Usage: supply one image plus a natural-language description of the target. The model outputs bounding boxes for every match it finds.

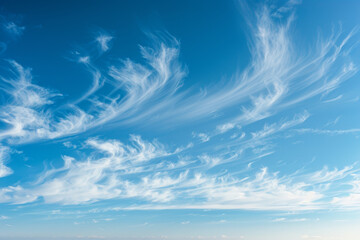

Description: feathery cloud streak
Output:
[0,135,359,211]
[0,1,359,214]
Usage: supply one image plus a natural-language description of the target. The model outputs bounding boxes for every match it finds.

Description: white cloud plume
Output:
[309,166,355,184]
[142,5,357,129]
[0,33,187,144]
[0,2,356,146]
[96,34,113,52]
[0,136,182,204]
[0,61,91,144]
[0,1,359,215]
[192,132,210,143]
[322,94,343,103]
[0,135,358,211]
[216,123,236,134]
[331,173,360,209]
[295,128,360,135]
[250,111,309,139]
[0,145,12,178]
[272,217,308,222]
[2,21,25,37]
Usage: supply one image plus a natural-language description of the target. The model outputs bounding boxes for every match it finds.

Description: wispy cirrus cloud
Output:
[272,217,308,222]
[250,111,309,139]
[331,172,360,209]
[0,134,359,211]
[0,14,25,38]
[192,132,210,143]
[96,33,113,53]
[322,94,343,103]
[216,123,237,134]
[0,135,184,204]
[0,32,186,144]
[0,60,91,144]
[309,165,356,184]
[0,1,359,216]
[295,128,360,135]
[0,2,356,146]
[0,15,24,53]
[3,21,25,37]
[150,4,358,130]
[0,145,12,178]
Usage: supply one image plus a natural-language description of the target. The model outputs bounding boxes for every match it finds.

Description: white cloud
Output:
[309,166,354,184]
[272,0,301,18]
[325,116,341,127]
[0,33,187,144]
[216,123,236,133]
[0,134,353,211]
[192,132,210,143]
[183,167,323,211]
[331,174,360,209]
[0,2,359,216]
[0,136,184,204]
[2,21,25,37]
[198,154,221,168]
[0,3,356,146]
[250,111,309,139]
[63,141,77,149]
[0,61,91,144]
[96,34,113,52]
[322,94,343,103]
[78,56,90,64]
[272,217,308,222]
[107,163,360,211]
[295,128,360,135]
[272,217,286,222]
[0,146,13,178]
[142,5,357,129]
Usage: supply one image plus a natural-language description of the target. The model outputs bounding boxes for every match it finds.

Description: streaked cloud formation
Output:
[0,1,360,239]
[0,0,358,210]
[96,33,113,52]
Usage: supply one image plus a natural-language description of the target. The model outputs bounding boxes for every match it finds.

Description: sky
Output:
[0,0,360,239]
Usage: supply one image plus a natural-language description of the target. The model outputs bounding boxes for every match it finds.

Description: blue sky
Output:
[1,0,360,239]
